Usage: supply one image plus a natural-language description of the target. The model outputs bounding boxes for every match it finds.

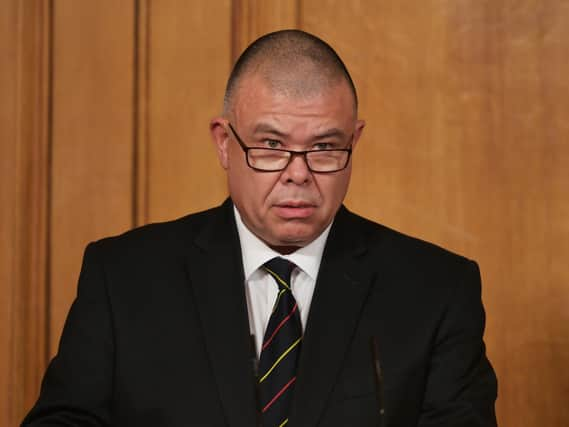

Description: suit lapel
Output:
[289,206,378,426]
[185,200,258,427]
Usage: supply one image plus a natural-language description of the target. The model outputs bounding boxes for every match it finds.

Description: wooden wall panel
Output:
[141,0,231,222]
[0,2,18,418]
[49,1,135,354]
[0,4,21,424]
[302,1,569,426]
[0,1,51,424]
[231,0,298,60]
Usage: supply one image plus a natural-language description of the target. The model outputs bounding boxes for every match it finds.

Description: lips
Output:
[273,201,317,219]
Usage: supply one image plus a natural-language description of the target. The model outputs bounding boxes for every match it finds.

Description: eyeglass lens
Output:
[248,148,349,172]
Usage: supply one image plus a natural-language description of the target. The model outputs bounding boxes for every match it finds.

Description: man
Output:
[23,30,497,426]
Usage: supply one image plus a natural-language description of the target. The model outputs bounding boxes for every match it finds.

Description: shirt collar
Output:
[234,206,332,281]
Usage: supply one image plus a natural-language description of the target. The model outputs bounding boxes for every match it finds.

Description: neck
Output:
[270,245,301,255]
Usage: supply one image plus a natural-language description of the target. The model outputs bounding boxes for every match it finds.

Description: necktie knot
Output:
[263,257,295,291]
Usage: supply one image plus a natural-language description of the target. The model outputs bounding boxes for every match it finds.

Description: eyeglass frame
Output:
[227,122,353,173]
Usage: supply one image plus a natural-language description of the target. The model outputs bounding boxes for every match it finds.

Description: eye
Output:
[313,142,334,150]
[264,139,282,149]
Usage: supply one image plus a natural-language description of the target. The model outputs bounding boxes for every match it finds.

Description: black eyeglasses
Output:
[227,123,353,173]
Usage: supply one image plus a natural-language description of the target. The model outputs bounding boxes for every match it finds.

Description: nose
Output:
[281,152,312,185]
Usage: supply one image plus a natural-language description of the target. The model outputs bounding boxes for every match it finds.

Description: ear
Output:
[350,119,366,150]
[210,117,230,169]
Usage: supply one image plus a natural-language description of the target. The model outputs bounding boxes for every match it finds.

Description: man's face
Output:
[211,74,365,251]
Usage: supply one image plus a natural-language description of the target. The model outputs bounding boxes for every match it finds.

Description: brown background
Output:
[1,0,568,426]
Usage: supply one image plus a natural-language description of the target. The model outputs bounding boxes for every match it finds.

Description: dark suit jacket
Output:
[23,199,497,426]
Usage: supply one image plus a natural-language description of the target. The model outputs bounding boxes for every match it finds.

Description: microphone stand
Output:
[371,336,385,427]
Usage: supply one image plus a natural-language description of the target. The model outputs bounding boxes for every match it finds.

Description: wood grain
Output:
[0,4,21,424]
[231,0,299,61]
[143,0,231,222]
[49,0,135,354]
[0,1,51,424]
[134,0,150,226]
[302,1,569,425]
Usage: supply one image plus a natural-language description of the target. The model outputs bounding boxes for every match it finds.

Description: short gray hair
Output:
[223,29,358,114]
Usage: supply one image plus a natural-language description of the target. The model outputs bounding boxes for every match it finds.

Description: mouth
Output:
[273,201,317,219]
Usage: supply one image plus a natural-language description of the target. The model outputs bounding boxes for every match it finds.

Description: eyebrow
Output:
[313,128,348,140]
[252,123,288,138]
[252,123,348,140]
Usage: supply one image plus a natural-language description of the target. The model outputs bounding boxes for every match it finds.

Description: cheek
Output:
[228,167,279,211]
[318,173,351,207]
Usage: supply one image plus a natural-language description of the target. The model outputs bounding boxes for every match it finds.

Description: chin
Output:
[274,229,318,247]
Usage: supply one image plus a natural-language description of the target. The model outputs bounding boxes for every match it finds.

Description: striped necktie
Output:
[258,257,302,427]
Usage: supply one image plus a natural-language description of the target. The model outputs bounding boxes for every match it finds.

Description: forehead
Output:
[231,73,356,132]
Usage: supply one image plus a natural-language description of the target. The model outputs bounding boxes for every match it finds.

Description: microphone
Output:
[371,336,386,427]
[250,334,262,427]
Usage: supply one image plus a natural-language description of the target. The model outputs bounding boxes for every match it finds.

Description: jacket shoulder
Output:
[88,202,228,260]
[339,206,476,271]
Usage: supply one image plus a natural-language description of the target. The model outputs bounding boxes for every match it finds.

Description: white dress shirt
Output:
[234,206,332,358]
